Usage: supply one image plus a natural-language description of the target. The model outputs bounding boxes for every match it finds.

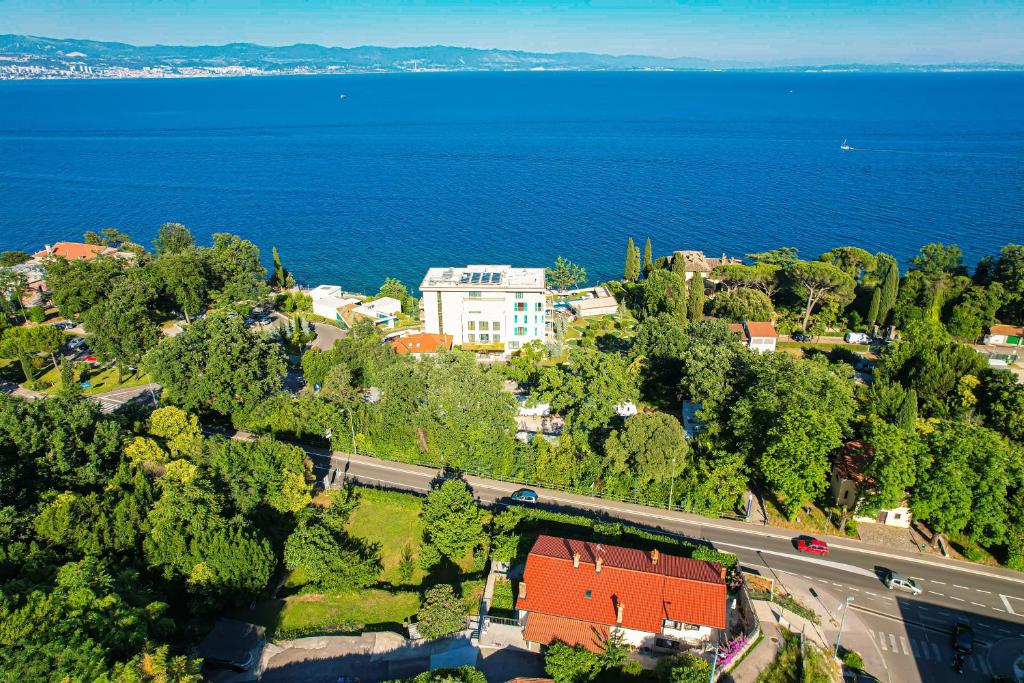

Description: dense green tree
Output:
[44,254,125,319]
[746,247,799,268]
[866,287,881,328]
[83,271,160,381]
[546,257,588,292]
[544,641,603,683]
[656,653,712,683]
[143,313,286,418]
[400,667,487,683]
[268,246,295,290]
[0,267,27,320]
[153,223,196,256]
[633,269,688,322]
[912,243,966,277]
[153,249,209,324]
[977,369,1024,444]
[416,584,466,639]
[990,244,1024,324]
[0,323,64,382]
[687,273,705,321]
[677,448,748,516]
[758,406,843,517]
[630,313,686,400]
[819,246,877,281]
[0,250,31,267]
[206,438,309,515]
[875,253,900,326]
[710,287,774,322]
[203,233,267,306]
[604,412,688,488]
[377,277,416,313]
[109,645,203,683]
[788,260,856,331]
[862,417,922,512]
[946,283,1004,340]
[896,389,918,431]
[677,319,745,411]
[284,490,381,592]
[421,479,486,560]
[643,238,653,276]
[538,347,640,433]
[623,237,641,282]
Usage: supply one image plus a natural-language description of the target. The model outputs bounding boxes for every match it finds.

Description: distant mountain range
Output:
[1,34,1021,80]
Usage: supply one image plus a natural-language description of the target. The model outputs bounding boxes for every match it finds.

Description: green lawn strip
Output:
[346,487,427,586]
[748,590,820,625]
[489,577,516,618]
[776,341,869,353]
[25,364,153,396]
[250,588,422,640]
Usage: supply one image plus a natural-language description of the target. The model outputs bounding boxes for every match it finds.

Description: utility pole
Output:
[668,457,677,510]
[707,641,720,683]
[833,595,854,657]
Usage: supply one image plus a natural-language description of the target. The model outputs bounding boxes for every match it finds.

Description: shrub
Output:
[418,542,441,571]
[490,578,515,613]
[398,544,415,582]
[417,584,466,638]
[692,545,738,568]
[26,307,46,323]
[841,649,864,671]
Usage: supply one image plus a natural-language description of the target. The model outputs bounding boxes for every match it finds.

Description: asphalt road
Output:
[302,448,1024,681]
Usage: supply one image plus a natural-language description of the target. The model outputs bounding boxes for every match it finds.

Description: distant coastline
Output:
[2,34,1022,81]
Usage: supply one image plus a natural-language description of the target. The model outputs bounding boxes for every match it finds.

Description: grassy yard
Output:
[245,486,485,641]
[776,341,869,357]
[27,364,153,396]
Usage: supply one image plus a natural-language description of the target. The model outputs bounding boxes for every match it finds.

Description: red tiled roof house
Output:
[516,535,727,653]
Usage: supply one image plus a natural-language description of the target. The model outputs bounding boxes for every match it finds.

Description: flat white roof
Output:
[356,297,402,315]
[420,264,545,291]
[309,284,343,300]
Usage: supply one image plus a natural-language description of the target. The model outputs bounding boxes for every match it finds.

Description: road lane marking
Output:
[994,608,1006,613]
[878,632,887,650]
[954,584,970,589]
[889,633,898,651]
[976,589,991,594]
[951,596,965,602]
[972,602,986,607]
[932,580,946,585]
[709,541,879,579]
[1001,594,1020,615]
[900,636,910,655]
[933,592,945,596]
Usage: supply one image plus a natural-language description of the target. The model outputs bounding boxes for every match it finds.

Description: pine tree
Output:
[688,272,705,322]
[867,287,881,328]
[270,246,293,289]
[670,251,687,278]
[643,238,653,277]
[897,389,918,432]
[877,255,900,326]
[624,237,640,282]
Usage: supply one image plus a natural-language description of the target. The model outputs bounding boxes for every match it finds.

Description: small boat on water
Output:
[339,94,348,100]
[840,139,853,151]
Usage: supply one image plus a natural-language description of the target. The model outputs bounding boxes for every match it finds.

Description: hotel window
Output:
[493,334,501,342]
[513,315,518,323]
[509,341,520,350]
[515,292,524,299]
[534,302,542,311]
[492,321,501,331]
[479,333,490,342]
[515,327,527,336]
[466,321,475,331]
[514,302,526,312]
[469,291,481,299]
[479,321,489,331]
[467,334,476,342]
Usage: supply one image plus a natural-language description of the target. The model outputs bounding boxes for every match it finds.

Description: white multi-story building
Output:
[420,265,547,353]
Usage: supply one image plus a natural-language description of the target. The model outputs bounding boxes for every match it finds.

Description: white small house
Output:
[615,402,638,417]
[983,325,1024,347]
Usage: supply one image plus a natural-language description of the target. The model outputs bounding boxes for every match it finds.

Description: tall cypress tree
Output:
[670,251,687,278]
[867,287,881,328]
[643,238,653,277]
[877,254,900,326]
[897,389,918,431]
[624,237,640,282]
[688,272,706,322]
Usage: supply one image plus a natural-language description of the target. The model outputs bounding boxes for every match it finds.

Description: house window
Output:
[515,292,524,299]
[584,590,592,599]
[469,291,481,299]
[893,513,902,520]
[492,321,501,331]
[479,321,489,331]
[467,334,476,342]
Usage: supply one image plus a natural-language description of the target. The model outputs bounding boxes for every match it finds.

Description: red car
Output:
[796,537,829,556]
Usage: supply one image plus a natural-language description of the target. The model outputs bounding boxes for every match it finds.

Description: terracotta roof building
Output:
[33,242,117,261]
[390,333,453,356]
[984,325,1024,347]
[669,250,742,282]
[830,441,912,529]
[517,535,727,653]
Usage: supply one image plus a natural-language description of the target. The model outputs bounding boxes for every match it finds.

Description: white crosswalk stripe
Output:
[900,636,910,655]
[878,631,887,650]
[889,633,898,652]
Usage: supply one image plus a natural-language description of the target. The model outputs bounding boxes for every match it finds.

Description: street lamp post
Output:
[668,457,677,510]
[707,641,720,683]
[833,595,855,658]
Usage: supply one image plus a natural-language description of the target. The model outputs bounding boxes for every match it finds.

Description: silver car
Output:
[885,572,923,595]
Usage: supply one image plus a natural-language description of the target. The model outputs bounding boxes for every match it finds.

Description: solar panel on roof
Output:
[481,273,492,284]
[470,273,481,284]
[493,273,502,284]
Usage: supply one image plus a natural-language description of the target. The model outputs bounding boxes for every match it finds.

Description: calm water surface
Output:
[1,72,1022,292]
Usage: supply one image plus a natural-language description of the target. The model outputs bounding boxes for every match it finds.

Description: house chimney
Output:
[650,549,659,565]
[720,567,726,580]
[520,582,526,599]
[616,601,625,626]
[573,552,580,569]
[595,557,603,573]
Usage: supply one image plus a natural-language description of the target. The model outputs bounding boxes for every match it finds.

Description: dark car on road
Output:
[792,332,811,342]
[795,536,829,556]
[951,622,975,655]
[510,488,538,504]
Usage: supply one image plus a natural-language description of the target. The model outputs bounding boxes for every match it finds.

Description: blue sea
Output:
[1,72,1022,293]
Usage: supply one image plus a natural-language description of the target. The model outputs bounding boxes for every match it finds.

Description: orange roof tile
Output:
[834,441,873,485]
[744,321,777,338]
[33,242,111,261]
[523,613,610,653]
[990,324,1024,336]
[728,323,744,335]
[517,535,727,635]
[390,333,453,355]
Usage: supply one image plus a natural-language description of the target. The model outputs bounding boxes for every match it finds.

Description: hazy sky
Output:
[3,0,1023,64]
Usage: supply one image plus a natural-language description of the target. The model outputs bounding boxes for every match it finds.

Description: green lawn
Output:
[27,364,153,396]
[777,341,869,355]
[248,589,422,640]
[347,487,428,586]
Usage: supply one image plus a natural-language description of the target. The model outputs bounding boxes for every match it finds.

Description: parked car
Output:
[66,336,85,349]
[510,488,538,504]
[844,332,871,344]
[951,622,975,655]
[792,332,811,342]
[795,537,829,556]
[884,571,923,595]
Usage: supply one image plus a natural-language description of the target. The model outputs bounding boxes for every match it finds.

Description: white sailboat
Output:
[840,139,853,151]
